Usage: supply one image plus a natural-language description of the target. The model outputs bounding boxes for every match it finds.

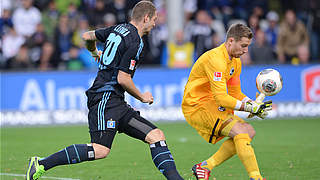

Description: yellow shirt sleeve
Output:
[227,59,247,101]
[203,53,241,109]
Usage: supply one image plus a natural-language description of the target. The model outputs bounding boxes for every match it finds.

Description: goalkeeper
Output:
[182,23,271,180]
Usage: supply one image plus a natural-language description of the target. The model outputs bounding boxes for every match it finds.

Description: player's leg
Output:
[146,129,184,180]
[200,137,236,170]
[26,136,113,180]
[226,118,263,180]
[184,107,219,179]
[26,92,115,180]
[120,109,184,180]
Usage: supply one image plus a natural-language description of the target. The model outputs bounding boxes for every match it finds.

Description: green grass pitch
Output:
[1,117,320,180]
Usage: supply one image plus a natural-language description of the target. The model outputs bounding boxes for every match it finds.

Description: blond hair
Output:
[226,23,253,41]
[131,1,156,22]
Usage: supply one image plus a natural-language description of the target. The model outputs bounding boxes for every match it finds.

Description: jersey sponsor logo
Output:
[213,72,222,81]
[107,119,115,128]
[129,60,136,70]
[302,66,320,102]
[230,67,235,75]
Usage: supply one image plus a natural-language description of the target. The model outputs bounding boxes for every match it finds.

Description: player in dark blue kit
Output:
[26,1,184,180]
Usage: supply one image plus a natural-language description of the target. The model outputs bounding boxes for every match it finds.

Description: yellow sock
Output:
[202,138,236,170]
[250,175,264,180]
[233,133,261,178]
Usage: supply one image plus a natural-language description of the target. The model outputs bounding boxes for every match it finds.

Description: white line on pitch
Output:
[0,173,80,180]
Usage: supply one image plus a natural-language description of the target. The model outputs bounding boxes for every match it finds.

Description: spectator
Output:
[184,0,197,22]
[72,17,89,48]
[208,17,226,44]
[105,0,129,24]
[251,6,265,19]
[310,0,320,61]
[248,14,260,37]
[185,10,215,58]
[207,0,233,27]
[2,27,25,67]
[79,0,98,12]
[0,0,12,16]
[233,0,250,20]
[26,23,48,63]
[87,0,108,27]
[53,14,73,68]
[103,13,117,28]
[147,9,168,65]
[38,41,55,71]
[55,0,80,14]
[12,0,41,37]
[264,11,279,52]
[277,9,309,64]
[291,44,310,65]
[163,30,195,68]
[67,2,83,32]
[249,29,275,64]
[8,44,34,70]
[0,8,13,39]
[41,1,59,42]
[67,46,83,70]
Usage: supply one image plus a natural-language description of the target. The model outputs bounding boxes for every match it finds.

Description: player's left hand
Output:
[247,92,268,119]
[243,100,272,114]
[256,110,269,119]
[247,100,272,119]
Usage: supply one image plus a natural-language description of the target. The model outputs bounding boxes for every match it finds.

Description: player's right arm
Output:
[118,71,153,104]
[117,40,153,104]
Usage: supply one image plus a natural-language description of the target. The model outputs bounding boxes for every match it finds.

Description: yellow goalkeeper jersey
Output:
[182,43,247,114]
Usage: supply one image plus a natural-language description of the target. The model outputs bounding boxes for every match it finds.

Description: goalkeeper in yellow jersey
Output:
[182,23,272,180]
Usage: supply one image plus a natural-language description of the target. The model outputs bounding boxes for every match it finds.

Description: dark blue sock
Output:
[150,141,183,180]
[39,144,95,170]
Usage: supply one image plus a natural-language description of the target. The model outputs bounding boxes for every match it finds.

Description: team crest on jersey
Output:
[129,59,136,70]
[107,119,115,128]
[218,106,226,111]
[230,67,235,75]
[213,72,222,81]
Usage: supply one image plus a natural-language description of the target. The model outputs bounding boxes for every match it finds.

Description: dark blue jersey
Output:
[87,23,144,97]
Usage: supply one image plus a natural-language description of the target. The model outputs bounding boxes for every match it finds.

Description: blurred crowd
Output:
[1,0,319,71]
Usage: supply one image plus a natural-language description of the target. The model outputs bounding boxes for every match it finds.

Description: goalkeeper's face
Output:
[230,37,251,58]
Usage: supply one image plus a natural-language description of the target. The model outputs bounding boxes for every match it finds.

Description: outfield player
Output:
[26,1,183,180]
[182,23,272,180]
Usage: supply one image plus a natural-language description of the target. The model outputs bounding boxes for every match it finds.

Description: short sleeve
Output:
[95,27,111,43]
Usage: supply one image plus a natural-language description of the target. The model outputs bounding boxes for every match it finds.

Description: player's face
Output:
[143,13,157,35]
[231,37,251,58]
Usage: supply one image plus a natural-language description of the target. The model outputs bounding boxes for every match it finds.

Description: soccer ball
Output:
[256,69,283,96]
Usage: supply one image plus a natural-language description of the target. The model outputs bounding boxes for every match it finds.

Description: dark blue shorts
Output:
[87,91,157,148]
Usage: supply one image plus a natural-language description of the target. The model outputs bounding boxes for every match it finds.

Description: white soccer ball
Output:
[256,69,283,96]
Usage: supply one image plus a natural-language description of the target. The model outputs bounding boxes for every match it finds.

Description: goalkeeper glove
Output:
[243,100,272,114]
[248,92,267,118]
[256,110,269,119]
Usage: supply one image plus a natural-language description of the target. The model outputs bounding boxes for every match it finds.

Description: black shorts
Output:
[87,91,157,149]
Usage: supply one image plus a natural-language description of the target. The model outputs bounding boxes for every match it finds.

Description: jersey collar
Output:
[221,43,233,63]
